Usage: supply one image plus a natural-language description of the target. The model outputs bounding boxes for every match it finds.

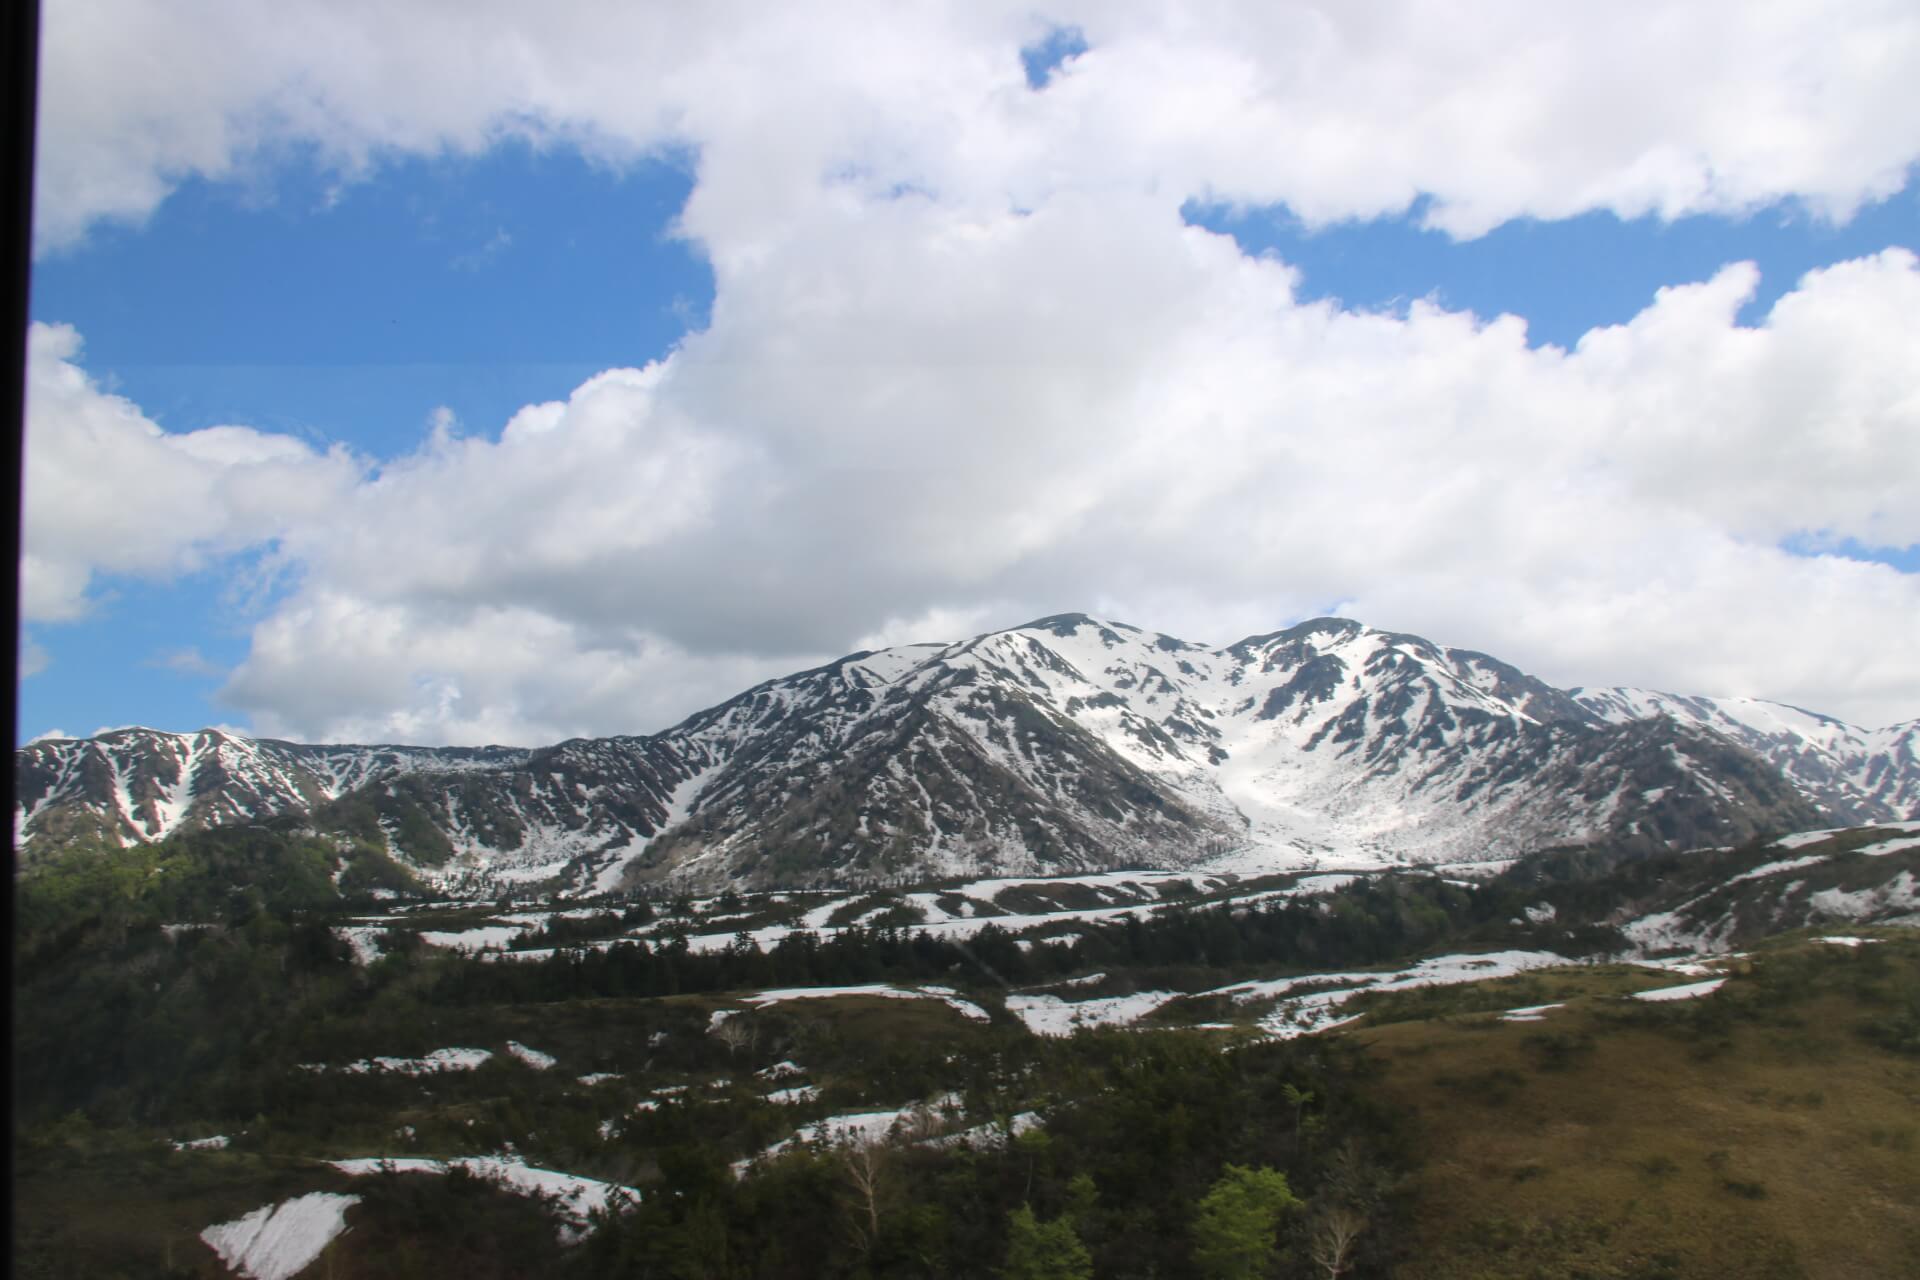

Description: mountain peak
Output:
[1013,612,1129,637]
[16,612,1914,891]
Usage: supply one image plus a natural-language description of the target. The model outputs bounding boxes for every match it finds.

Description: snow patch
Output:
[1725,854,1831,886]
[922,1111,1043,1150]
[737,1094,964,1174]
[330,1155,637,1243]
[1216,950,1570,1039]
[303,1048,493,1076]
[1632,978,1727,1002]
[1773,827,1850,850]
[1854,833,1920,857]
[1810,871,1919,920]
[200,1192,359,1280]
[505,1041,557,1070]
[1004,989,1181,1036]
[418,924,529,953]
[333,926,386,966]
[743,983,990,1023]
[1499,1003,1564,1023]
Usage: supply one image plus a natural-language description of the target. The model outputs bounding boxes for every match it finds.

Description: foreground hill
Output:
[18,614,1917,892]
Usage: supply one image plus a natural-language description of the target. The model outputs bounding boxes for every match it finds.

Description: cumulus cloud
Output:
[35,2,1920,251]
[21,323,363,622]
[25,3,1920,741]
[200,222,1920,740]
[224,592,792,747]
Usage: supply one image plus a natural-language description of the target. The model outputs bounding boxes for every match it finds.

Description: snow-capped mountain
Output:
[13,727,526,849]
[17,615,1914,893]
[1571,687,1920,823]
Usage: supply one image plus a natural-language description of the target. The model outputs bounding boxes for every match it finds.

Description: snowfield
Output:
[200,1192,359,1280]
[1004,989,1182,1036]
[330,1154,637,1242]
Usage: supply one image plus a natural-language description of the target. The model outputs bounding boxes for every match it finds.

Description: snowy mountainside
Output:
[1602,821,1920,954]
[881,616,1819,876]
[20,614,1916,894]
[12,727,526,851]
[1572,687,1920,824]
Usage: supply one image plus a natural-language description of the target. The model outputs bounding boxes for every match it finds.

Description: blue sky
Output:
[1186,189,1920,354]
[33,143,709,453]
[21,4,1920,744]
[25,146,712,737]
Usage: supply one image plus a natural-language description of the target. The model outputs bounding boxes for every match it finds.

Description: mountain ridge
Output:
[16,616,1917,893]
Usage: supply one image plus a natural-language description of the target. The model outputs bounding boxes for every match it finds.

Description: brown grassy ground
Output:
[1354,932,1920,1279]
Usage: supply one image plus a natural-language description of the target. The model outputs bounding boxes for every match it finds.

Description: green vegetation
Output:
[1192,1165,1300,1279]
[1002,1202,1092,1279]
[11,818,1919,1276]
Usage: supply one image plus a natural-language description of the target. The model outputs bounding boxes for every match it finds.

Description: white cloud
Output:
[223,592,796,747]
[202,218,1920,739]
[34,2,1920,252]
[25,4,1920,742]
[21,323,364,622]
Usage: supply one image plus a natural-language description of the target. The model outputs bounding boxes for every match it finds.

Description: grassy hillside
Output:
[1355,930,1920,1279]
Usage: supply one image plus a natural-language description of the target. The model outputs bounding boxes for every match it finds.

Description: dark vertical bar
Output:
[4,3,40,1261]
[3,3,37,772]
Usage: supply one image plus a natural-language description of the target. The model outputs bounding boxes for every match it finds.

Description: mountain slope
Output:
[12,728,526,854]
[1572,686,1920,823]
[19,615,1915,893]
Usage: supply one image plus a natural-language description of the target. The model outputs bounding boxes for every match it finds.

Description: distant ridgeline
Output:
[15,614,1920,895]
